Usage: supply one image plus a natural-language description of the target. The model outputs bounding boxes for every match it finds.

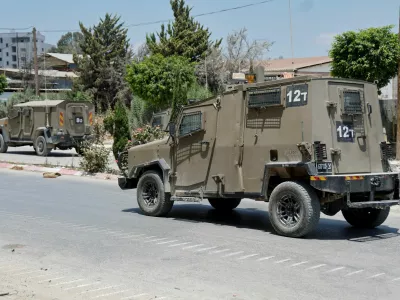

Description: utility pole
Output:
[396,7,400,159]
[33,27,39,96]
[205,55,208,90]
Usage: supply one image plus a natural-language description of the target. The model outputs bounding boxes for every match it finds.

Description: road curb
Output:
[0,161,120,181]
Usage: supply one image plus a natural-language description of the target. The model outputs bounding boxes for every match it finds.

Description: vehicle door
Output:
[22,107,34,139]
[174,103,217,193]
[7,107,22,139]
[66,103,86,136]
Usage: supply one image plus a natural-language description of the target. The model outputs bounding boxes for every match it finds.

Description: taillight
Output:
[59,112,64,127]
[88,111,93,125]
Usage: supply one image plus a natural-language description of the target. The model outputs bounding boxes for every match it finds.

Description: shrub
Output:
[112,99,131,160]
[102,108,115,135]
[79,143,110,174]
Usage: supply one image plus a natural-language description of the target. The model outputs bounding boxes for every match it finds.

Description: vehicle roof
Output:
[14,100,66,107]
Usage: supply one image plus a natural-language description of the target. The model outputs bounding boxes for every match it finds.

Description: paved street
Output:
[0,145,119,170]
[1,168,400,299]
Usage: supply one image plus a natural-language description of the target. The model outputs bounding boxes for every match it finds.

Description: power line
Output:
[0,26,34,31]
[36,0,277,33]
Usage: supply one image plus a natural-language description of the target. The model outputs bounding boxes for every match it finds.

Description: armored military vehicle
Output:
[118,75,400,238]
[150,108,172,130]
[0,99,95,156]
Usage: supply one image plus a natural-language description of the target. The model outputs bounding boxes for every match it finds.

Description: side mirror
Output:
[168,122,176,138]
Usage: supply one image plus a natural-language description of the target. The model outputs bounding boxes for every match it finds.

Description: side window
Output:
[8,108,20,119]
[179,111,202,136]
[247,87,281,108]
[152,116,162,127]
[342,90,363,115]
[285,84,308,107]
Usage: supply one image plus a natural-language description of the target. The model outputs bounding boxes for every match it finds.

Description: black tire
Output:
[208,198,241,211]
[75,146,84,156]
[268,181,320,238]
[341,207,390,228]
[136,171,173,217]
[0,134,8,153]
[35,136,51,156]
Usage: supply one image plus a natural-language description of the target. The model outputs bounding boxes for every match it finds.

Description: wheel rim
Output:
[277,193,302,227]
[142,179,159,207]
[38,140,44,153]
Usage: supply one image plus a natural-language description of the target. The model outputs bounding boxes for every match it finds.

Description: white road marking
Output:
[120,234,146,239]
[368,273,385,279]
[80,285,124,294]
[91,289,132,298]
[49,279,85,287]
[121,293,148,299]
[157,240,179,245]
[275,258,291,264]
[168,242,191,247]
[257,256,275,261]
[325,267,345,273]
[144,237,168,243]
[82,227,103,232]
[143,236,157,239]
[182,244,204,250]
[345,270,364,277]
[306,264,326,270]
[210,249,230,254]
[38,277,65,283]
[391,277,400,282]
[195,246,218,252]
[237,254,259,260]
[290,261,309,267]
[222,251,244,258]
[64,282,102,290]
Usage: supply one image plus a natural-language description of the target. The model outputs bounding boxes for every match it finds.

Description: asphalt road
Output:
[1,168,400,300]
[0,145,119,170]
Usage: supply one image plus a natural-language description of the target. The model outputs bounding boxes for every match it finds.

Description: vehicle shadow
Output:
[122,204,400,242]
[6,150,79,158]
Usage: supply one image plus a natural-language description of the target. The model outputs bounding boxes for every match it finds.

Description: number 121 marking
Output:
[287,90,307,103]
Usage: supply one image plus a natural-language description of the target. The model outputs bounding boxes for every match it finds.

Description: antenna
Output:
[288,0,294,64]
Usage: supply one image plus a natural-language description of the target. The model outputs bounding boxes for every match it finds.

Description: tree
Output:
[224,27,273,74]
[112,99,131,160]
[0,74,7,95]
[329,25,400,91]
[126,54,196,110]
[146,0,221,62]
[74,13,132,112]
[50,32,84,54]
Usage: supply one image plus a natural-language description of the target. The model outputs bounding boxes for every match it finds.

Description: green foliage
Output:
[126,54,196,110]
[79,144,110,173]
[103,108,115,135]
[51,32,84,54]
[0,74,7,95]
[146,0,222,62]
[129,95,153,130]
[112,99,131,160]
[0,102,6,119]
[329,25,400,90]
[74,13,132,112]
[187,81,212,101]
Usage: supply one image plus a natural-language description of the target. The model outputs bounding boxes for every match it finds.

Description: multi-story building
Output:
[0,30,53,69]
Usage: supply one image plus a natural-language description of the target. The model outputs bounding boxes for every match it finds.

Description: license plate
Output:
[75,117,83,124]
[316,162,332,173]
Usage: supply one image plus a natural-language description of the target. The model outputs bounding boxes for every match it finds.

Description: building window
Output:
[20,57,26,62]
[12,64,17,68]
[6,43,8,47]
[12,46,16,52]
[12,55,17,62]
[6,52,9,57]
[42,48,44,52]
[0,49,2,52]
[6,61,9,66]
[0,38,2,43]
[0,58,2,61]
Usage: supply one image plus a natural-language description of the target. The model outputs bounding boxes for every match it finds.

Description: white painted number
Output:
[337,125,354,138]
[287,90,308,103]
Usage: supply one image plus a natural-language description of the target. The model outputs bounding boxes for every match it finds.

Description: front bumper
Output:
[310,172,400,209]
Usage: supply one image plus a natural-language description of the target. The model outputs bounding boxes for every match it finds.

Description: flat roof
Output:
[14,100,66,107]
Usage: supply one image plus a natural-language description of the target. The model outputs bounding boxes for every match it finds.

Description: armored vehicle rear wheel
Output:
[208,198,241,211]
[35,136,51,156]
[268,181,320,238]
[341,207,390,228]
[0,134,8,153]
[136,170,173,217]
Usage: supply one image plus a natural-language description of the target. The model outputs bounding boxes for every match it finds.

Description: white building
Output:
[0,30,53,69]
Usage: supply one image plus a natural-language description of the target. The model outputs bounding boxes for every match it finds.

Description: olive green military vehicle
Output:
[150,108,172,130]
[0,100,95,156]
[118,75,400,238]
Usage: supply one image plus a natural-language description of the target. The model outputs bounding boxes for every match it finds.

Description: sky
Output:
[0,0,399,59]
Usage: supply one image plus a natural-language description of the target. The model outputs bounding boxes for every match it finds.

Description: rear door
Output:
[328,82,371,173]
[66,103,86,136]
[22,107,33,139]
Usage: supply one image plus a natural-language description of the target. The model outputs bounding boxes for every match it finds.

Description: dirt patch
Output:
[2,244,25,250]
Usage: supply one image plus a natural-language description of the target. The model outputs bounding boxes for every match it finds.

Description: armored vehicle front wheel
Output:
[208,198,241,211]
[341,207,390,228]
[268,181,320,238]
[35,136,52,156]
[0,134,8,153]
[136,171,173,217]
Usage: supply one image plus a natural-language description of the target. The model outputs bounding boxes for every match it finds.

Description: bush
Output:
[79,143,110,173]
[103,108,115,135]
[112,99,131,160]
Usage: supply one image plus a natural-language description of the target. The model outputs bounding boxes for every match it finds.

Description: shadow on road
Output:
[122,204,400,242]
[6,150,79,158]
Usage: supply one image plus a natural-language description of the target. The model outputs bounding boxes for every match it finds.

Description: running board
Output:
[170,196,202,202]
[347,200,400,209]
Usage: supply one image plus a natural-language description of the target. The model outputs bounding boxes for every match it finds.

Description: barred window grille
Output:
[179,112,202,136]
[248,87,281,108]
[343,90,363,115]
